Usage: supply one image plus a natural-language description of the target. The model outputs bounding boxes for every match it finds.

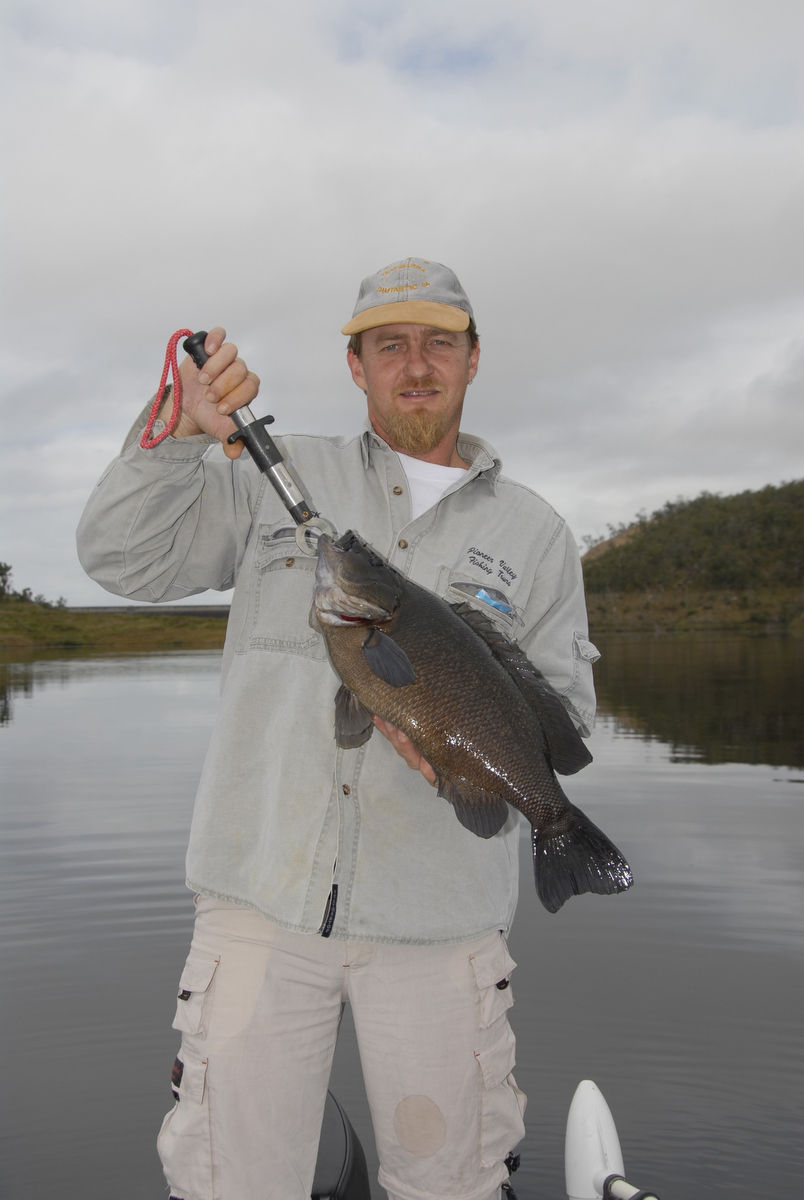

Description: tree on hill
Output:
[0,563,66,607]
[582,480,804,593]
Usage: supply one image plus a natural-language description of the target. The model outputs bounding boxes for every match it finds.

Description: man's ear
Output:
[468,340,480,383]
[347,348,367,393]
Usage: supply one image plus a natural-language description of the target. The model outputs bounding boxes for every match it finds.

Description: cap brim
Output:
[342,301,470,336]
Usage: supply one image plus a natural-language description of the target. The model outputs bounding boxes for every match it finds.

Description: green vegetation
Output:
[0,561,67,609]
[583,480,804,593]
[0,563,228,650]
[0,600,228,650]
[582,481,804,634]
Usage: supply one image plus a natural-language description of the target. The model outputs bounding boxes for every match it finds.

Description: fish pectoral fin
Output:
[334,684,375,748]
[450,601,592,776]
[361,628,416,687]
[436,776,510,839]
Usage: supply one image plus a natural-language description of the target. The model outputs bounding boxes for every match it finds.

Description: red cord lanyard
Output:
[140,328,195,449]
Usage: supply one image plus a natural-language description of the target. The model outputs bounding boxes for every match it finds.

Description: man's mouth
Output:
[394,381,443,400]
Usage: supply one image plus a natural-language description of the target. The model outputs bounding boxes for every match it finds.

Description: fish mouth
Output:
[314,589,390,627]
[313,535,393,627]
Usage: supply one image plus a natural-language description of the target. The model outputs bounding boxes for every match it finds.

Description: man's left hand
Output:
[372,717,437,787]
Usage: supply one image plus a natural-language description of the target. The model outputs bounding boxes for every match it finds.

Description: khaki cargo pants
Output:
[158,898,526,1200]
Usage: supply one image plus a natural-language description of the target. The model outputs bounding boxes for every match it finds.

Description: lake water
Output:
[1,635,803,1199]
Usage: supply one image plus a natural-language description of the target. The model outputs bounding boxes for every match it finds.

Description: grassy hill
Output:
[0,600,228,651]
[582,480,804,634]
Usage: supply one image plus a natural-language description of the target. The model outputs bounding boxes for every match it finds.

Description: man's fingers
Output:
[197,342,239,386]
[420,761,438,787]
[212,365,260,414]
[372,716,436,784]
[203,327,227,358]
[170,331,258,448]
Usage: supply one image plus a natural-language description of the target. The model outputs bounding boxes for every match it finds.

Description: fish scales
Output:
[325,584,567,832]
[313,531,633,913]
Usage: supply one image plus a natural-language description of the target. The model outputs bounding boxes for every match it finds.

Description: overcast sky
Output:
[3,0,803,605]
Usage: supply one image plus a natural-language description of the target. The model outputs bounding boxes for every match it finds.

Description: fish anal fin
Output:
[334,684,374,748]
[437,776,510,839]
[449,601,592,776]
[532,802,633,913]
[362,628,416,687]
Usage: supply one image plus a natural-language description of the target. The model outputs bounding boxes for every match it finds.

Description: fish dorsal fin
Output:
[362,628,416,687]
[334,684,374,748]
[449,601,592,776]
[437,775,510,839]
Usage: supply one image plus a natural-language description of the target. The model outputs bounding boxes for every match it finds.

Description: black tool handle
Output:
[180,331,317,526]
[183,331,210,369]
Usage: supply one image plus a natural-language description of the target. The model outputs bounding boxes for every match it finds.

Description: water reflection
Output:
[2,640,803,1199]
[593,633,804,768]
[0,648,216,727]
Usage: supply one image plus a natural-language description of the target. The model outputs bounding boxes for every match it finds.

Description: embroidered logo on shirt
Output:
[465,548,519,588]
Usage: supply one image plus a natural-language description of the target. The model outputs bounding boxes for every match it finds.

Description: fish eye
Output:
[368,554,383,567]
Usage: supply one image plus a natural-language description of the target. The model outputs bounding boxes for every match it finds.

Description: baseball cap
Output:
[341,257,474,335]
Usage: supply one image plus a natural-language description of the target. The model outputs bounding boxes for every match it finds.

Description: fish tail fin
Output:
[532,803,633,913]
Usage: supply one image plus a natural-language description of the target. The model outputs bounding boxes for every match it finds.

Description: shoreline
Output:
[586,585,804,636]
[2,586,803,649]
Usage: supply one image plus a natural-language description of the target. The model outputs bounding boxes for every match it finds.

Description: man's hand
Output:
[159,327,260,459]
[372,717,437,787]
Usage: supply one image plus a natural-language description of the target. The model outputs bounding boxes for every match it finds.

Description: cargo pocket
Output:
[157,1043,215,1200]
[172,952,220,1037]
[475,1022,527,1170]
[469,933,517,1029]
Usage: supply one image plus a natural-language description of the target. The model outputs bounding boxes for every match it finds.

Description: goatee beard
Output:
[385,407,453,456]
[385,382,454,456]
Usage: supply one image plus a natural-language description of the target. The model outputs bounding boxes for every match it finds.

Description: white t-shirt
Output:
[395,452,467,522]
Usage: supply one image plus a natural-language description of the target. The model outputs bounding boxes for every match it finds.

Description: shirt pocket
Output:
[237,524,328,660]
[469,933,517,1029]
[436,565,525,635]
[172,950,220,1037]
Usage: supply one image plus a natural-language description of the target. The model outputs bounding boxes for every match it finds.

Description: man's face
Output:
[347,323,480,461]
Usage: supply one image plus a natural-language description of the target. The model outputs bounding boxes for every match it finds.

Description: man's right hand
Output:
[160,327,261,459]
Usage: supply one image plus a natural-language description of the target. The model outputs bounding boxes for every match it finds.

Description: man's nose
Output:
[404,341,432,377]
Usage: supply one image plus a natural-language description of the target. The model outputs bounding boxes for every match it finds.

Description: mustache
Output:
[392,377,444,399]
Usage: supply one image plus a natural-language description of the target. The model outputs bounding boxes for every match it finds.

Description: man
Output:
[77,258,598,1200]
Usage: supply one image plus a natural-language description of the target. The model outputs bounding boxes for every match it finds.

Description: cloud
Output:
[2,0,802,601]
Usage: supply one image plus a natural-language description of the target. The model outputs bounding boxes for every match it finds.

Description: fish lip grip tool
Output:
[182,331,336,554]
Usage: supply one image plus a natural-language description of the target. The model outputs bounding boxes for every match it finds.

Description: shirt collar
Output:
[360,422,502,492]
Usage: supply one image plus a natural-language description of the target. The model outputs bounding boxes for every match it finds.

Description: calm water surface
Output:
[1,636,802,1199]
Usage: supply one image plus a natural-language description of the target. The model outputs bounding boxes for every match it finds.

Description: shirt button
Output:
[342,784,351,795]
[393,486,403,495]
[398,538,408,549]
[285,557,295,567]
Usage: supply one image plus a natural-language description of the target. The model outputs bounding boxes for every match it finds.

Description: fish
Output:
[311,530,633,913]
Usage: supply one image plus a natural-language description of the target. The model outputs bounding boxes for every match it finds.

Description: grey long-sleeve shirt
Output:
[77,415,598,943]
